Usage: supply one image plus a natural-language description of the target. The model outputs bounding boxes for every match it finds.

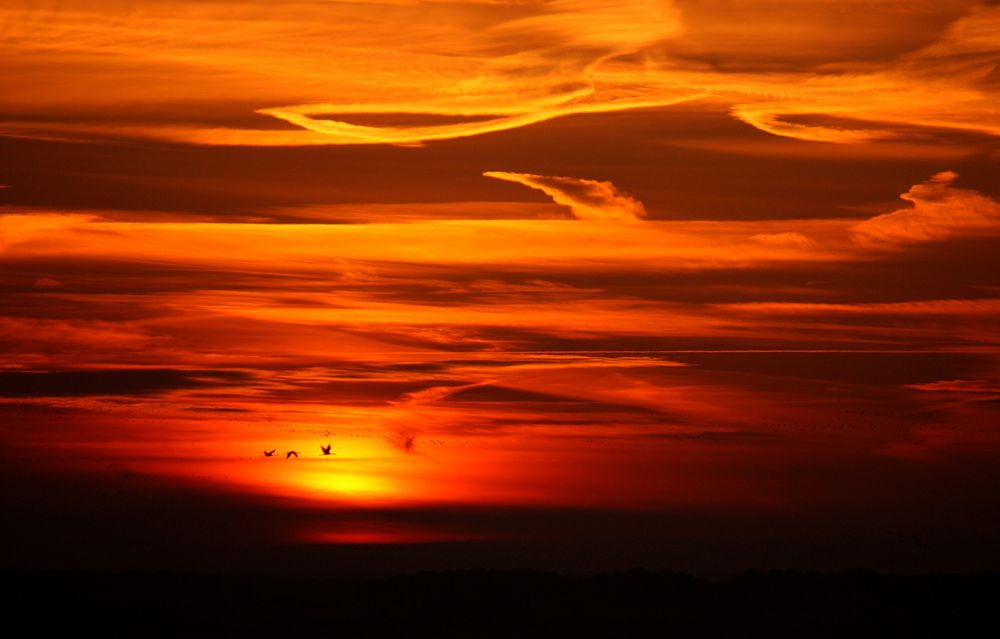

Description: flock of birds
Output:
[263,444,334,459]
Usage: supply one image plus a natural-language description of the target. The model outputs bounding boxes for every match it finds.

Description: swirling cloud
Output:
[4,1,998,146]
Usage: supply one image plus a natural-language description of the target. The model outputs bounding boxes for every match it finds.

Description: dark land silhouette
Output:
[5,568,996,637]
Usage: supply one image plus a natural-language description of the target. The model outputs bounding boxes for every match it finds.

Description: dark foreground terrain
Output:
[4,569,998,637]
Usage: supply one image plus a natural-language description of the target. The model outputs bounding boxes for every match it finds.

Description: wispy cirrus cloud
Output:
[3,1,999,146]
[483,171,647,221]
[906,379,1000,394]
[717,298,1000,317]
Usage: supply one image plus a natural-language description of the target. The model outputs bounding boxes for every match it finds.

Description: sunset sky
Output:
[2,0,999,575]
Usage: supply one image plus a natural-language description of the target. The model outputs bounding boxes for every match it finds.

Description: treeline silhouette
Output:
[5,568,996,636]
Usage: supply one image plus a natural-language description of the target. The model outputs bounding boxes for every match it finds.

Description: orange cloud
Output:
[851,171,1000,246]
[750,232,815,249]
[483,172,647,221]
[719,298,1000,317]
[1,214,838,271]
[6,1,998,146]
[906,379,1000,394]
[0,213,96,251]
[0,0,694,146]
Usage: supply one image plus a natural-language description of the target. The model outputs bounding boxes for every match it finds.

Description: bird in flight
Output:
[286,451,299,459]
[263,449,276,457]
[321,444,334,456]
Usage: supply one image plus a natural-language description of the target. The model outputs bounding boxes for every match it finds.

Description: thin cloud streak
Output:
[483,172,647,221]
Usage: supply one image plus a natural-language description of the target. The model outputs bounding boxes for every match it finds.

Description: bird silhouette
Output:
[321,444,334,456]
[286,451,298,459]
[263,449,276,457]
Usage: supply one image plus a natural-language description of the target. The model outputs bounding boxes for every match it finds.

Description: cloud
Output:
[33,277,62,289]
[0,214,95,251]
[906,379,1000,394]
[0,213,846,280]
[851,171,1000,246]
[0,0,692,146]
[483,172,647,221]
[718,298,1000,316]
[243,0,688,146]
[0,369,251,398]
[395,382,491,407]
[750,232,815,249]
[493,0,679,50]
[3,1,999,146]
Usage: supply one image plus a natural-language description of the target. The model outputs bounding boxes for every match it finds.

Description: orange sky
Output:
[1,0,999,575]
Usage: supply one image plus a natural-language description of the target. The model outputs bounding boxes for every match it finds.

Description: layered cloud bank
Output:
[2,171,997,360]
[1,1,999,145]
